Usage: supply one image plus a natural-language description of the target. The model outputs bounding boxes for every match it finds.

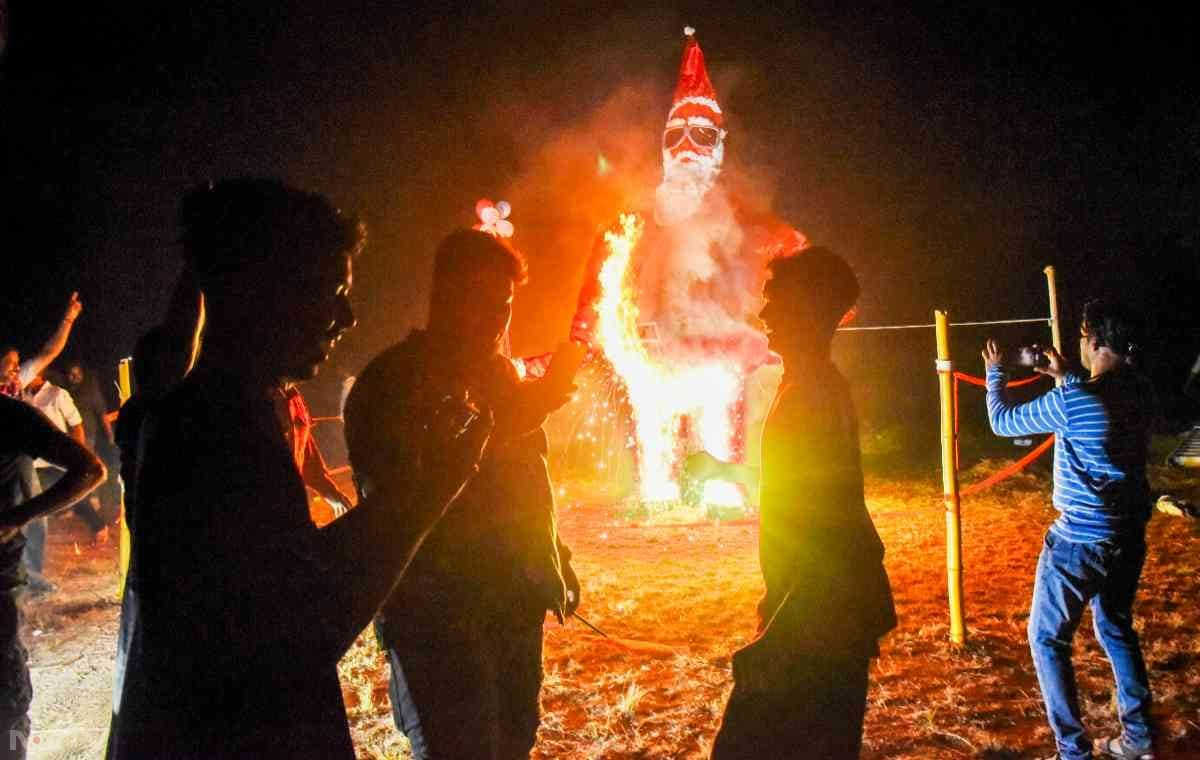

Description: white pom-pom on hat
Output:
[684,26,695,36]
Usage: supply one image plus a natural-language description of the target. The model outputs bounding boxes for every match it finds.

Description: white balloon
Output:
[496,201,511,218]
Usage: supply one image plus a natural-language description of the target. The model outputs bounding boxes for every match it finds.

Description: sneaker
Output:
[1096,736,1154,760]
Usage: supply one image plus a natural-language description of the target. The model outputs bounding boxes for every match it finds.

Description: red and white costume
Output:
[571,28,807,495]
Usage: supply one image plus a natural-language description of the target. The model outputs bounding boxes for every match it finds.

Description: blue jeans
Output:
[20,469,56,578]
[1028,530,1152,760]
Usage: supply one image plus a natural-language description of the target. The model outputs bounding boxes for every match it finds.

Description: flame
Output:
[594,213,744,506]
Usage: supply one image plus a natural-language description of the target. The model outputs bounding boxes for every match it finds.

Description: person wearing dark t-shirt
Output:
[106,179,489,759]
[346,229,577,760]
[709,248,896,760]
[0,394,105,758]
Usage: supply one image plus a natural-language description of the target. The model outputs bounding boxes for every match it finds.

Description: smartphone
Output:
[1005,345,1050,370]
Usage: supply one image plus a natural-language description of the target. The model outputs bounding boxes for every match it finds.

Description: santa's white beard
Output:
[655,146,723,225]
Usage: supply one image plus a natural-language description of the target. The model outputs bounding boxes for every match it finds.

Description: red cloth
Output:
[284,387,315,473]
[671,30,722,126]
[280,387,351,513]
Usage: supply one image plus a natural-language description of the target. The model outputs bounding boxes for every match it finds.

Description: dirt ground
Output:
[18,455,1200,759]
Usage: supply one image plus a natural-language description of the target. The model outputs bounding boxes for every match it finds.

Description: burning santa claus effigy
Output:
[560,27,810,513]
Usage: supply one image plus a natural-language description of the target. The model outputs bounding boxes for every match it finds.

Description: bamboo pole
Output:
[935,310,966,645]
[116,358,133,601]
[1044,266,1064,387]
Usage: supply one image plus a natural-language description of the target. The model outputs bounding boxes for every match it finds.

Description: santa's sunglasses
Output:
[663,124,723,149]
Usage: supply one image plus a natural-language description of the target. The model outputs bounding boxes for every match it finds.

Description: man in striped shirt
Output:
[984,299,1156,760]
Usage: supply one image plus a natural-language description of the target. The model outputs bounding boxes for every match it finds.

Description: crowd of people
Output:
[0,175,1161,760]
[2,297,118,590]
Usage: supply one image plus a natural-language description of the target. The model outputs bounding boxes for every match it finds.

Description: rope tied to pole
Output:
[952,371,1043,389]
[952,370,1054,495]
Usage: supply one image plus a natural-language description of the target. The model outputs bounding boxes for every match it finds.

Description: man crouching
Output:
[345,229,579,760]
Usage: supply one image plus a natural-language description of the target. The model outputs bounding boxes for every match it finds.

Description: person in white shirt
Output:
[21,372,107,593]
[24,375,83,448]
[1,293,86,597]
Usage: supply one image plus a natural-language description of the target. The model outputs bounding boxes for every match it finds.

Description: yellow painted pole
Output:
[1044,266,1064,387]
[115,357,133,600]
[935,311,966,645]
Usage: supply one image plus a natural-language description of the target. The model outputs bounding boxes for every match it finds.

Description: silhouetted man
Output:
[64,363,112,446]
[984,300,1156,760]
[112,266,205,522]
[0,393,105,759]
[345,229,578,760]
[106,178,489,759]
[65,361,119,517]
[711,248,896,760]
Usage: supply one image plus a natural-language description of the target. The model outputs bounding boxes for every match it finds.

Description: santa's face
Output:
[656,103,726,224]
[661,102,725,184]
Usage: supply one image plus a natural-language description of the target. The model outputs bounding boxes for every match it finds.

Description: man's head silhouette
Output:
[759,247,859,361]
[181,177,364,383]
[428,228,527,361]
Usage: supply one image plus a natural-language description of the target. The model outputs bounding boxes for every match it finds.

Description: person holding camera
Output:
[345,229,579,760]
[983,299,1156,760]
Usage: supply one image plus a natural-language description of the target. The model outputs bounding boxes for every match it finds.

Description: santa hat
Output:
[668,27,723,127]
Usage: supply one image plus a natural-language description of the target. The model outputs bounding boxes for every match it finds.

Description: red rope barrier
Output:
[952,371,1045,388]
[952,370,1052,496]
[961,435,1054,496]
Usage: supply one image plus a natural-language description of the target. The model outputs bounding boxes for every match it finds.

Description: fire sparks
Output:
[594,213,744,508]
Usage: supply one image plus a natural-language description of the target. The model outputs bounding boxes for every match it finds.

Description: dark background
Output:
[2,1,1197,436]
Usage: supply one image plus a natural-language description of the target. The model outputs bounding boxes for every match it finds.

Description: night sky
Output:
[2,2,1197,424]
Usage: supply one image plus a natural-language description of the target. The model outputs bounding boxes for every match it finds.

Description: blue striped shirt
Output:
[986,366,1153,542]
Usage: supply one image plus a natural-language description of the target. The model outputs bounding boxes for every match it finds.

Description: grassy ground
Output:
[343,445,1200,759]
[19,442,1200,759]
